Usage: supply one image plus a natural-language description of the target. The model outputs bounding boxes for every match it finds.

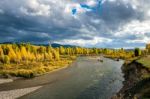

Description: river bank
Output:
[0,56,124,99]
[0,60,77,99]
[112,57,150,99]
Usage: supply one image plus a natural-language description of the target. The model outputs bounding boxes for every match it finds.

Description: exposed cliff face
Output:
[112,61,150,99]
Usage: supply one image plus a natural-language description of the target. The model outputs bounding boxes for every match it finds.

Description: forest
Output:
[0,43,147,78]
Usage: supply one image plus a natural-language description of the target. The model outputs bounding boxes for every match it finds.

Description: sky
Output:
[0,0,150,48]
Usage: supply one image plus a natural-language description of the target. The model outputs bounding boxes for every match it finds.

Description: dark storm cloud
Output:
[0,0,149,48]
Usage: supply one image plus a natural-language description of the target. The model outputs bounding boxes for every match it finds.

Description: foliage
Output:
[134,48,142,57]
[3,55,10,64]
[0,43,138,78]
[137,57,150,69]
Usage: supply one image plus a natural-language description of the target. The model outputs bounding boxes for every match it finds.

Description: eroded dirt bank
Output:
[112,60,150,99]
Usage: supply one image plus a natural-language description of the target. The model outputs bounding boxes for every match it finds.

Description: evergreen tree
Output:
[134,48,141,56]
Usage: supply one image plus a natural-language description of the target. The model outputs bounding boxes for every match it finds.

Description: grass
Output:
[137,56,150,69]
[0,55,76,78]
[135,56,150,80]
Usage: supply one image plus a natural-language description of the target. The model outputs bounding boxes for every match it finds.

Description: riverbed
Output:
[0,56,124,99]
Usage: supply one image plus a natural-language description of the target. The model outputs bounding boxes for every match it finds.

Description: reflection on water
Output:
[20,57,124,99]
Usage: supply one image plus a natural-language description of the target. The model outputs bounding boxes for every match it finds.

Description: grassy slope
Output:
[114,56,150,99]
[137,56,150,69]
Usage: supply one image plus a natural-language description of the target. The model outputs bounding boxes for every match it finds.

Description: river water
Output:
[19,56,124,99]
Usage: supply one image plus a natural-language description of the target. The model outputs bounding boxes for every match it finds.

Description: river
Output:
[17,56,124,99]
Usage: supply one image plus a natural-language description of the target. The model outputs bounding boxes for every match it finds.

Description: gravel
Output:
[0,79,13,84]
[0,86,42,99]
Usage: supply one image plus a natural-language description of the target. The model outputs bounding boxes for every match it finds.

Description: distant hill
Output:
[0,42,77,48]
[0,42,13,44]
[51,43,77,48]
[36,43,77,48]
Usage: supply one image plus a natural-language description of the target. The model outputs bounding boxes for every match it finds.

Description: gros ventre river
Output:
[19,56,124,99]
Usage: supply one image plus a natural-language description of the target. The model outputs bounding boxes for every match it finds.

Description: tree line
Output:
[0,43,138,64]
[0,43,60,64]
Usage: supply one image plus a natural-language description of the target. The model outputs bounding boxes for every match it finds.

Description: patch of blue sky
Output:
[72,8,77,15]
[98,0,103,5]
[71,0,103,15]
[96,0,103,13]
[80,4,96,11]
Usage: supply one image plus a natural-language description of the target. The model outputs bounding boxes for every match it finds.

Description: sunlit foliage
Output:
[0,43,137,78]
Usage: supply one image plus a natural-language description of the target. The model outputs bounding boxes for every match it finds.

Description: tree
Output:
[48,52,53,61]
[38,46,46,53]
[59,46,65,55]
[20,46,28,60]
[53,51,60,61]
[93,48,99,55]
[0,47,4,62]
[27,51,35,61]
[2,46,9,55]
[134,48,141,56]
[3,55,10,64]
[146,43,150,54]
[8,46,17,62]
[16,51,22,63]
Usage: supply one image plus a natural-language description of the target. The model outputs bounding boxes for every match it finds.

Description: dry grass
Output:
[0,56,75,78]
[137,56,150,69]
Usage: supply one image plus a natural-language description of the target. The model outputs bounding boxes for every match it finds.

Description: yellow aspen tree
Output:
[3,55,10,64]
[35,53,38,61]
[20,46,27,60]
[53,50,60,61]
[41,53,45,61]
[36,54,41,61]
[0,47,4,62]
[31,53,36,61]
[27,51,35,62]
[60,46,65,55]
[44,52,48,60]
[48,52,53,61]
[8,46,17,62]
[16,51,22,63]
[27,51,31,60]
[37,53,44,61]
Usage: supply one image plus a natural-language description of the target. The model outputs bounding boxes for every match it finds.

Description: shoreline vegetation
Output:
[112,44,150,99]
[0,43,134,79]
[112,57,150,99]
[0,43,76,78]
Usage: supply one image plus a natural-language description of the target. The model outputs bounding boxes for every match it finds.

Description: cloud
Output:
[55,37,112,47]
[0,0,149,48]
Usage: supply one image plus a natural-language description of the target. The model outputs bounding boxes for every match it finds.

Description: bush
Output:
[3,55,10,64]
[13,70,35,78]
[34,67,46,74]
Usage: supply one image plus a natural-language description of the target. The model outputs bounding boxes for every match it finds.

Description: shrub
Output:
[3,55,10,64]
[16,69,35,78]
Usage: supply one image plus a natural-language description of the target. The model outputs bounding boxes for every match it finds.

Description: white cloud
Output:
[0,0,150,48]
[86,0,97,6]
[64,3,85,14]
[115,20,150,37]
[55,37,112,47]
[20,0,51,16]
[126,37,150,43]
